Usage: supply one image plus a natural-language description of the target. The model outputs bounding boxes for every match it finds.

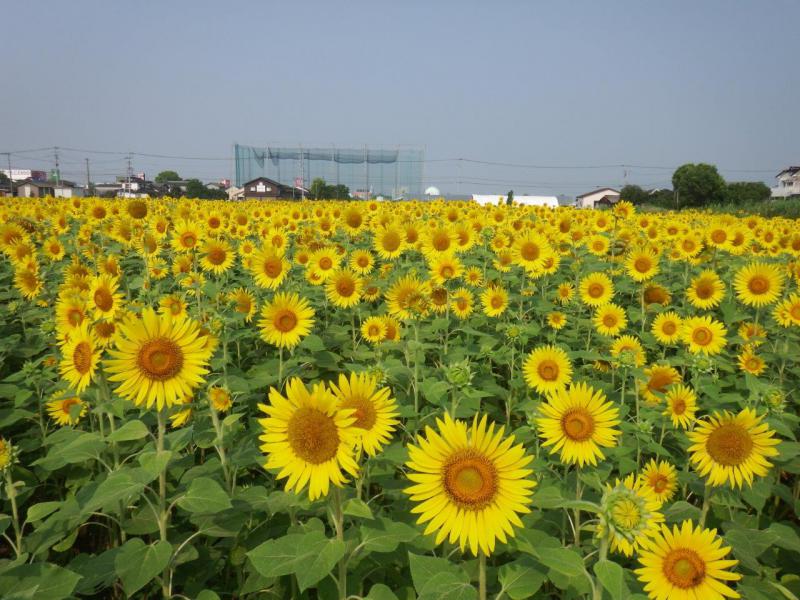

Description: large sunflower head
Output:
[593,303,628,337]
[325,269,363,308]
[579,272,614,307]
[258,378,360,501]
[537,382,621,467]
[651,312,682,345]
[88,274,123,320]
[200,238,235,275]
[625,246,660,282]
[257,292,315,349]
[480,285,509,317]
[404,413,535,556]
[688,408,780,488]
[681,316,727,355]
[523,345,573,394]
[329,372,398,457]
[104,308,213,410]
[733,262,785,307]
[59,321,100,393]
[250,247,290,289]
[597,474,664,556]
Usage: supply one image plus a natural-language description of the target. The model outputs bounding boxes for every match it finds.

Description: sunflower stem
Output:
[699,483,713,527]
[156,409,171,599]
[478,550,487,600]
[4,470,22,558]
[574,470,583,547]
[208,400,232,493]
[278,346,284,391]
[331,487,347,600]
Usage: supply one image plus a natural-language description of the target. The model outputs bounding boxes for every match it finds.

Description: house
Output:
[772,167,800,198]
[15,179,84,198]
[241,177,306,200]
[116,176,159,198]
[575,187,621,209]
[95,182,123,197]
[472,194,559,207]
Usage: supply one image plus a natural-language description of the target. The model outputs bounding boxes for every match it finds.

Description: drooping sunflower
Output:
[250,247,290,289]
[361,316,387,343]
[404,413,536,556]
[681,316,727,355]
[597,474,664,556]
[663,384,697,429]
[209,386,232,412]
[638,459,678,505]
[641,364,682,405]
[522,345,573,394]
[258,292,315,349]
[579,272,614,307]
[481,285,509,317]
[636,521,741,600]
[258,378,360,501]
[733,262,785,307]
[104,308,213,410]
[325,269,363,308]
[738,348,766,376]
[329,372,398,457]
[46,392,88,426]
[229,287,257,322]
[651,312,682,345]
[537,382,621,467]
[593,303,627,337]
[688,408,780,488]
[200,238,235,275]
[59,322,100,393]
[686,270,725,310]
[625,246,660,282]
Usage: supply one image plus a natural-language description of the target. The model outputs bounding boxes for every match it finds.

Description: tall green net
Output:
[234,144,424,199]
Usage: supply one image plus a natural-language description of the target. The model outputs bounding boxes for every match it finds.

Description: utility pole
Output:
[126,153,132,197]
[54,146,60,184]
[5,153,13,197]
[85,158,91,195]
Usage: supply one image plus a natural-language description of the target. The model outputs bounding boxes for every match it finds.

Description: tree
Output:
[155,170,181,184]
[506,190,514,206]
[725,181,771,206]
[309,178,350,200]
[309,177,327,200]
[619,184,649,205]
[185,179,207,198]
[672,163,726,208]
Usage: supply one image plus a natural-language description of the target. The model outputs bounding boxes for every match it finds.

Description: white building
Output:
[575,187,620,209]
[472,194,559,207]
[772,167,800,198]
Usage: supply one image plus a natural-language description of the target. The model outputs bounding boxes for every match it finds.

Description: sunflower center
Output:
[748,275,769,295]
[745,357,762,371]
[95,321,115,338]
[443,451,498,509]
[61,398,80,412]
[602,314,618,328]
[263,257,283,278]
[648,371,674,393]
[537,359,560,381]
[706,423,753,466]
[319,257,333,270]
[340,395,377,430]
[634,257,651,273]
[561,408,595,442]
[662,321,677,335]
[368,324,382,337]
[790,304,800,320]
[209,217,220,228]
[695,281,713,299]
[236,297,252,314]
[432,232,450,251]
[382,232,401,252]
[490,295,504,309]
[72,341,93,374]
[711,230,726,244]
[137,338,184,381]
[671,398,687,414]
[180,232,196,248]
[67,307,84,327]
[358,256,369,267]
[94,287,114,312]
[663,549,706,589]
[441,265,455,278]
[208,247,226,265]
[588,283,604,298]
[692,326,712,346]
[274,309,298,332]
[456,297,468,310]
[287,407,339,464]
[336,278,356,297]
[520,242,539,261]
[611,498,642,529]
[650,474,668,493]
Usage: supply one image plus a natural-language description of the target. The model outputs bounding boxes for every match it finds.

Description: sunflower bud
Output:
[597,475,664,556]
[445,360,473,388]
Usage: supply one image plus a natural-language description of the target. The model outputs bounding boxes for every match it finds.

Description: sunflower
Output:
[556,282,575,305]
[93,319,120,348]
[579,272,614,307]
[349,249,375,274]
[429,254,463,285]
[361,316,387,343]
[641,364,682,405]
[170,407,193,428]
[258,378,360,501]
[510,231,553,273]
[643,283,671,306]
[663,384,697,429]
[481,285,509,317]
[688,408,780,488]
[329,372,398,457]
[60,322,100,393]
[738,348,766,375]
[773,293,800,327]
[450,288,474,319]
[464,266,483,287]
[381,316,401,341]
[737,321,767,344]
[13,267,43,299]
[593,303,627,336]
[586,234,610,256]
[686,270,725,310]
[523,345,573,394]
[638,459,678,505]
[681,316,727,355]
[625,246,660,282]
[597,474,664,556]
[547,311,567,330]
[250,247,290,289]
[610,335,647,367]
[385,274,430,319]
[258,292,315,349]
[636,521,741,600]
[373,225,406,259]
[0,437,13,472]
[404,413,535,556]
[171,220,202,253]
[733,262,785,307]
[209,386,232,412]
[88,274,124,321]
[104,308,213,410]
[158,294,187,320]
[229,287,257,322]
[325,269,363,308]
[200,238,235,275]
[46,392,88,426]
[537,382,621,467]
[651,312,682,345]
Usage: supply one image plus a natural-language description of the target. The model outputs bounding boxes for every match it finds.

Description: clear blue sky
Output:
[2,0,797,196]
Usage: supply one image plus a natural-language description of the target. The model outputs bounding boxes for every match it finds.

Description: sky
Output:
[1,0,798,197]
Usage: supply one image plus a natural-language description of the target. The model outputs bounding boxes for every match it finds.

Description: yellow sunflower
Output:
[547,311,567,330]
[209,386,232,412]
[385,274,430,319]
[651,312,682,345]
[429,254,463,285]
[597,474,664,556]
[250,247,290,289]
[59,322,100,393]
[579,272,614,307]
[258,292,315,349]
[361,316,387,343]
[349,249,375,274]
[625,246,660,282]
[733,262,784,307]
[481,285,509,317]
[325,269,363,308]
[404,413,536,556]
[171,219,202,253]
[104,308,213,410]
[681,316,727,355]
[258,378,360,501]
[737,348,765,376]
[610,335,647,367]
[638,459,678,505]
[88,274,124,321]
[686,270,725,310]
[522,345,573,394]
[636,521,740,600]
[663,384,697,429]
[593,303,628,337]
[158,294,188,320]
[450,288,475,319]
[46,392,88,426]
[641,364,682,405]
[688,408,780,488]
[373,225,406,260]
[229,287,257,322]
[200,238,235,275]
[537,382,621,467]
[329,372,398,457]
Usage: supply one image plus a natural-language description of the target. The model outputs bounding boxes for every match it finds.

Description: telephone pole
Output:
[54,146,60,184]
[85,158,91,195]
[5,153,13,197]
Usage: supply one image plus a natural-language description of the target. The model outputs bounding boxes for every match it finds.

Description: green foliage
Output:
[672,162,726,207]
[619,184,649,205]
[310,176,351,199]
[725,181,771,205]
[155,170,180,184]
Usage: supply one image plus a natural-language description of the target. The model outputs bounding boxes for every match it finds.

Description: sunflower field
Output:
[2,197,800,600]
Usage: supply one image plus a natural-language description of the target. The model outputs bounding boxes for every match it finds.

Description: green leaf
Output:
[767,522,800,553]
[84,470,145,515]
[0,563,82,600]
[535,547,587,579]
[34,432,105,470]
[359,517,419,553]
[593,559,629,599]
[343,497,374,519]
[247,530,345,591]
[366,583,399,600]
[137,450,173,482]
[196,591,221,600]
[114,539,172,597]
[177,477,232,514]
[26,501,62,523]
[408,553,475,600]
[107,419,149,442]
[498,557,546,599]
